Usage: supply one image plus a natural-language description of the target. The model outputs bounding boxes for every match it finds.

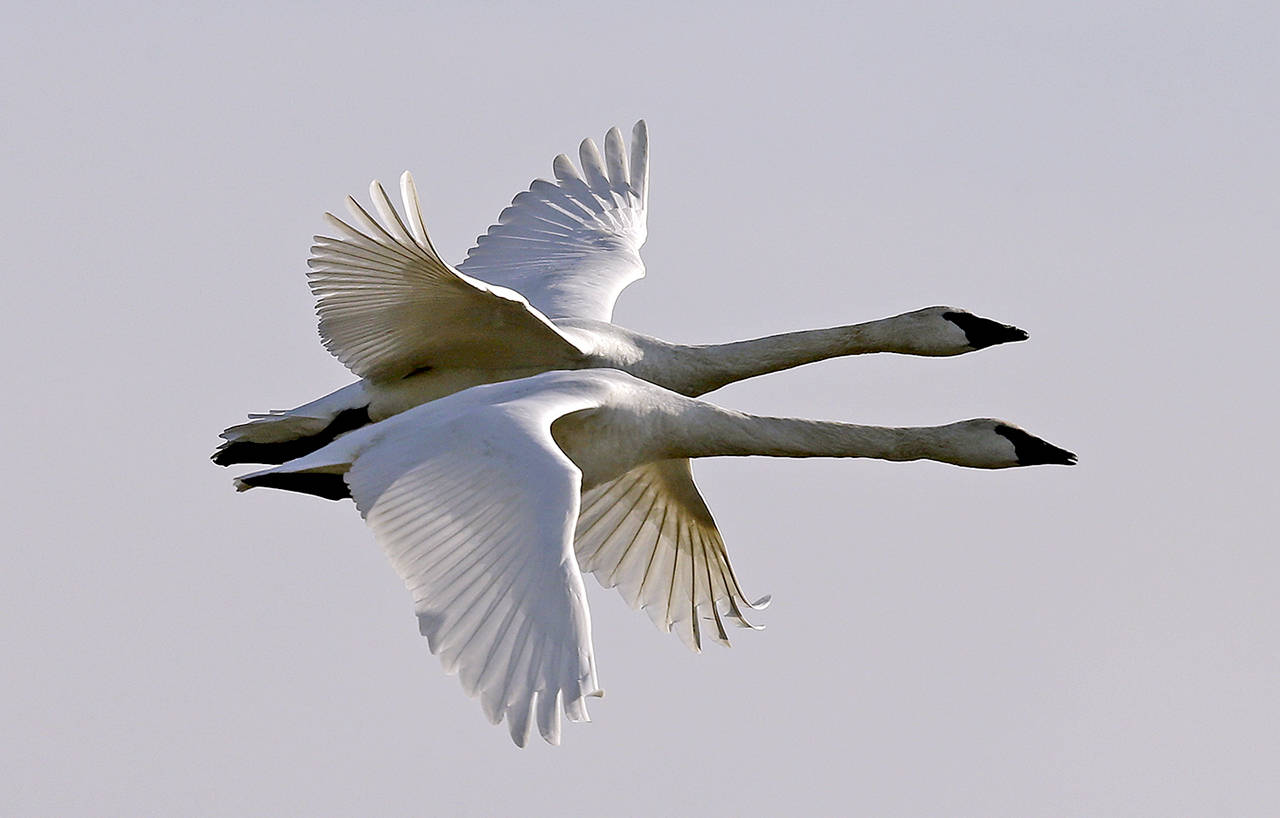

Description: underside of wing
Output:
[456,120,649,322]
[340,392,606,746]
[308,175,585,382]
[574,459,769,652]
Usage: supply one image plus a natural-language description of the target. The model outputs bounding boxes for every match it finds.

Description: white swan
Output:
[214,121,1027,468]
[216,122,1036,655]
[234,369,1075,746]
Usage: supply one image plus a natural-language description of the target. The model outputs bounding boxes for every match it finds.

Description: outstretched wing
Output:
[574,459,769,652]
[339,390,605,746]
[456,120,649,322]
[308,175,585,382]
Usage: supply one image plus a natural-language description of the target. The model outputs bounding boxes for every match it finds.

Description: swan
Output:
[234,368,1076,746]
[216,120,1045,665]
[213,120,1027,468]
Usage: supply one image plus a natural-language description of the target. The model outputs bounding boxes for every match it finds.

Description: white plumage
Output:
[220,121,1068,745]
[218,121,1031,653]
[457,123,648,322]
[236,370,1074,746]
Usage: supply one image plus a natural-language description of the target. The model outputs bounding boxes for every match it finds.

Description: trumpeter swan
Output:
[235,369,1075,746]
[214,120,1026,468]
[216,120,1045,664]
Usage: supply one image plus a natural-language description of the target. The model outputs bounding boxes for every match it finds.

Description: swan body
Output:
[235,369,1075,746]
[219,121,1070,745]
[214,121,1027,467]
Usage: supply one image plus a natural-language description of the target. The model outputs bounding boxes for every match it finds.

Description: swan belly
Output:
[365,366,569,421]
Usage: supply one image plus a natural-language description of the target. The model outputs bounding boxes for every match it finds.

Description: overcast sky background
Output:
[4,2,1277,815]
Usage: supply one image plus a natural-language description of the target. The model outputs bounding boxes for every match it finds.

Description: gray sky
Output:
[4,1,1277,815]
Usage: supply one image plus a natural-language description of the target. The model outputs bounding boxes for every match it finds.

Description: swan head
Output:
[937,419,1077,468]
[892,306,1029,355]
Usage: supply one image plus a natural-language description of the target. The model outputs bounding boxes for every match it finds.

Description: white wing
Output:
[307,175,585,382]
[575,459,769,651]
[336,386,605,745]
[456,120,649,322]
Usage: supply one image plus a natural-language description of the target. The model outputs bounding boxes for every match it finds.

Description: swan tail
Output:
[213,382,372,466]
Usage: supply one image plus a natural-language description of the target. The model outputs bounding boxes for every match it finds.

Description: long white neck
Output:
[625,310,971,397]
[662,405,1015,469]
[680,324,899,395]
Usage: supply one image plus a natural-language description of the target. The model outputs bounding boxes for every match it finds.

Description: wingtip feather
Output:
[630,120,649,203]
[399,170,436,253]
[551,153,580,182]
[578,137,610,193]
[604,126,628,190]
[535,688,563,745]
[507,700,532,747]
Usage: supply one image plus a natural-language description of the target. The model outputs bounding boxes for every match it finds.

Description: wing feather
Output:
[574,459,769,652]
[307,175,584,382]
[604,126,629,191]
[367,181,423,253]
[629,120,649,203]
[331,392,605,746]
[457,121,649,321]
[578,137,612,196]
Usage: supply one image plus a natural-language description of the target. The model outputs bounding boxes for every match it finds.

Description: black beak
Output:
[943,312,1030,349]
[995,424,1077,466]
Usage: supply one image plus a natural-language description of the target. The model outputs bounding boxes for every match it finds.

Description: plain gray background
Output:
[4,2,1277,815]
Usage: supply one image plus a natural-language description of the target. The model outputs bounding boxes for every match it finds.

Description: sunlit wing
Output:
[575,459,769,652]
[336,387,607,746]
[307,175,585,382]
[456,120,649,322]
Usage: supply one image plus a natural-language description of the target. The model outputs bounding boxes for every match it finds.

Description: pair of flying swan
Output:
[217,121,1075,746]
